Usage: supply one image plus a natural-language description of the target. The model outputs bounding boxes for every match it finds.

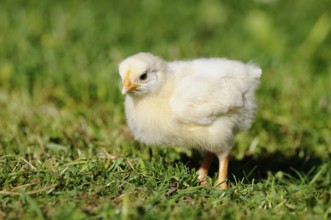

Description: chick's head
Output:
[119,53,167,96]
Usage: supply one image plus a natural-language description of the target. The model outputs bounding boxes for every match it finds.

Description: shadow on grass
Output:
[228,151,324,181]
[179,149,324,182]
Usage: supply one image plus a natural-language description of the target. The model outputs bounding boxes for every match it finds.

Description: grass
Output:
[0,0,330,219]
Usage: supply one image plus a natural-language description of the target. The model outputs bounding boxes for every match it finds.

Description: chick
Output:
[119,52,262,189]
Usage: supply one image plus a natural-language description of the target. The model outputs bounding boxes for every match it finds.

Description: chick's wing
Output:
[169,73,248,125]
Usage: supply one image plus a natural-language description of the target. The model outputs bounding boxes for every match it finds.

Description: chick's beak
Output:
[122,74,139,94]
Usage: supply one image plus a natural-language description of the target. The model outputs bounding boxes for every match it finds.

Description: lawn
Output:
[0,0,330,219]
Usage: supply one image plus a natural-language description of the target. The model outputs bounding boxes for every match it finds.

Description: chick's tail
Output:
[247,63,262,79]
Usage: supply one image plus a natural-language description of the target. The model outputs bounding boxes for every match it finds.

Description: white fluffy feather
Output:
[119,53,261,155]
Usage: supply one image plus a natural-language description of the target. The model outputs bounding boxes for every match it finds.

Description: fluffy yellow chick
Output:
[119,52,262,189]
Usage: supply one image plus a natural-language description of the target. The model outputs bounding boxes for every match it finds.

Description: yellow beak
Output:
[122,71,139,94]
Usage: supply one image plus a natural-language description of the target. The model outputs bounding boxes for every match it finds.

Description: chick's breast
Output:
[124,90,179,146]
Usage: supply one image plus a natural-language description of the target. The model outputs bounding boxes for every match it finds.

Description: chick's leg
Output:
[197,152,215,186]
[215,153,229,189]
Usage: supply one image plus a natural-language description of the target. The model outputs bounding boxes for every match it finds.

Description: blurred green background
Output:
[0,0,330,219]
[1,0,330,156]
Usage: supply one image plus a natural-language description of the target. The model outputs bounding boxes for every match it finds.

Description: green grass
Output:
[0,0,330,219]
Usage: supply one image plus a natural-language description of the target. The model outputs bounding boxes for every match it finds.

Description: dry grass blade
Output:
[0,184,58,196]
[1,155,37,170]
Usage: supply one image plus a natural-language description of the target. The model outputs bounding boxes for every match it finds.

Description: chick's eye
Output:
[139,72,148,81]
